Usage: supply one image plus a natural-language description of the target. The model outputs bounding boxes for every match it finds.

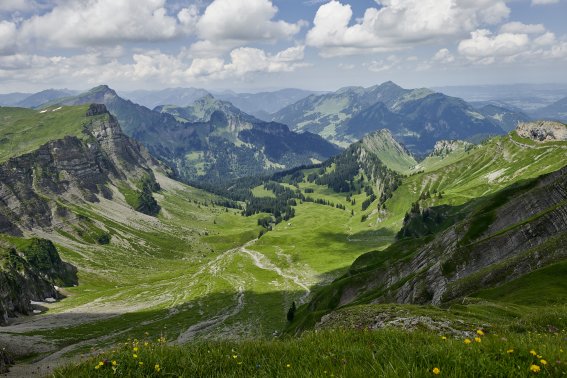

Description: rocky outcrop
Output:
[517,120,567,142]
[0,348,13,374]
[430,140,473,158]
[0,239,77,325]
[0,104,157,235]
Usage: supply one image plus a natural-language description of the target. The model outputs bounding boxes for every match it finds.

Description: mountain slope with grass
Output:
[48,86,340,183]
[51,123,567,378]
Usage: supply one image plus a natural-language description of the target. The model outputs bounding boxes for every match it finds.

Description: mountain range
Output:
[272,81,527,155]
[44,86,340,183]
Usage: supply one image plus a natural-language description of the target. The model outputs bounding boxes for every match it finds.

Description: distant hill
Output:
[272,81,509,155]
[120,87,211,109]
[215,88,322,120]
[532,96,567,122]
[16,89,77,108]
[48,86,340,182]
[0,92,31,106]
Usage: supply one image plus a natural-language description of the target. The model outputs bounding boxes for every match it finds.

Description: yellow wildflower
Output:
[155,364,161,372]
[464,338,472,344]
[232,355,238,359]
[506,349,514,354]
[540,359,547,366]
[95,365,100,370]
[112,360,117,366]
[286,364,291,368]
[133,347,139,352]
[530,350,537,356]
[133,354,138,359]
[139,362,144,366]
[474,337,482,343]
[432,367,441,375]
[98,361,104,366]
[144,342,149,347]
[537,355,542,359]
[476,330,484,336]
[441,336,447,340]
[530,364,541,373]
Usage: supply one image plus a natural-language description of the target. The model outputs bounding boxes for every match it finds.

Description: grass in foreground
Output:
[54,328,566,377]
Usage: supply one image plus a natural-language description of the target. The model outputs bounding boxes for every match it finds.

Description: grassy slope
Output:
[0,105,91,161]
[2,107,566,377]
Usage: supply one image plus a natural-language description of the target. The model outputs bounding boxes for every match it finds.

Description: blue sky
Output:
[0,0,566,92]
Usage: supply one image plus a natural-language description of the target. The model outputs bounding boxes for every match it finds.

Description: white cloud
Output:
[499,22,546,34]
[306,0,511,57]
[0,0,32,12]
[531,0,560,5]
[433,48,455,63]
[458,30,529,59]
[196,0,302,43]
[0,21,17,55]
[19,0,189,48]
[534,32,556,46]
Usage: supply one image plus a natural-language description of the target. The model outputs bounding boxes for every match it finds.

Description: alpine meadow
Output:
[0,1,567,377]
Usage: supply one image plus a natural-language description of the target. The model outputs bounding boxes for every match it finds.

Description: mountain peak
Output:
[88,85,117,96]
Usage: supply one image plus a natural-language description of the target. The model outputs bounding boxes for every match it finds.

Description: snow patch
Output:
[52,107,62,112]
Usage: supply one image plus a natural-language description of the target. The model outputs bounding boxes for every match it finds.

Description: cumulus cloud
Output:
[197,0,301,42]
[458,29,529,58]
[18,0,193,48]
[433,48,455,63]
[306,0,511,57]
[0,21,18,55]
[499,22,546,34]
[189,0,304,57]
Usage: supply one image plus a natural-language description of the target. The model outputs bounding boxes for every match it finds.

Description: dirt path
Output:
[240,245,312,304]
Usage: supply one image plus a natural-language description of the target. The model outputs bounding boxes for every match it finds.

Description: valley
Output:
[0,86,565,377]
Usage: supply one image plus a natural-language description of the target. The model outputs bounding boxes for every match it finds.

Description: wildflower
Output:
[144,342,149,347]
[432,367,441,375]
[530,364,541,373]
[133,347,139,352]
[95,365,100,370]
[476,330,484,336]
[232,355,238,359]
[139,362,144,366]
[112,360,117,366]
[474,337,482,343]
[98,361,104,366]
[540,359,547,366]
[507,349,514,354]
[441,336,447,340]
[155,364,161,372]
[464,338,472,344]
[286,364,291,368]
[133,354,138,359]
[530,350,537,356]
[144,332,149,336]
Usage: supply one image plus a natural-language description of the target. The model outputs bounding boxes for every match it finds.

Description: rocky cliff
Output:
[0,104,159,325]
[305,163,567,314]
[0,104,158,235]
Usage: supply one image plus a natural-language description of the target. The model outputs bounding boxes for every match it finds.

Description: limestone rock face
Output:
[516,121,567,142]
[0,104,155,234]
[0,104,155,326]
[318,165,567,310]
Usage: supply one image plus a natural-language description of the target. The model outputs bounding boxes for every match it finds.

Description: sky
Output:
[0,0,566,93]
